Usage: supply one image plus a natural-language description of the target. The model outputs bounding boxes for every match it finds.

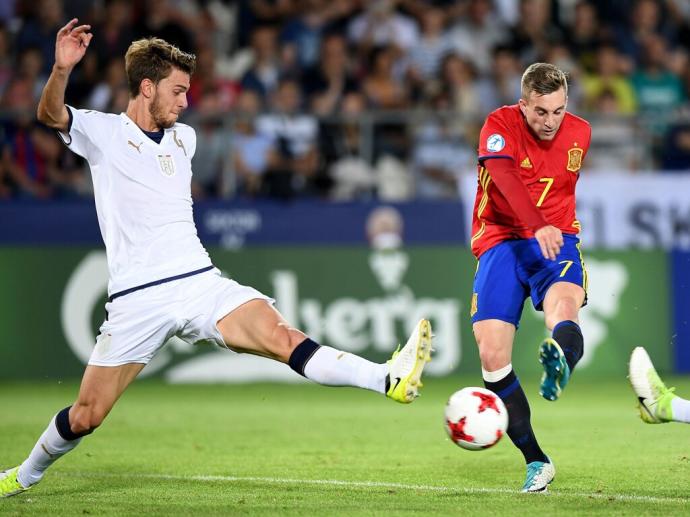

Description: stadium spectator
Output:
[15,0,66,75]
[347,0,420,56]
[412,94,472,199]
[563,0,603,73]
[632,33,686,117]
[406,7,451,83]
[301,33,359,116]
[615,0,675,66]
[86,57,127,112]
[581,44,637,114]
[362,45,410,110]
[506,0,563,66]
[586,88,640,171]
[320,92,375,200]
[256,78,321,198]
[279,0,353,69]
[1,47,46,110]
[135,0,194,54]
[446,0,509,76]
[477,46,523,115]
[231,89,276,197]
[240,24,282,103]
[91,0,134,74]
[437,53,483,133]
[188,45,240,111]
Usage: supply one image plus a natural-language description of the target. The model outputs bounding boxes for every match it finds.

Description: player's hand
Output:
[534,225,563,261]
[54,18,92,72]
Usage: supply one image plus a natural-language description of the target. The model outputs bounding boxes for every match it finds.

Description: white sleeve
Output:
[57,106,111,162]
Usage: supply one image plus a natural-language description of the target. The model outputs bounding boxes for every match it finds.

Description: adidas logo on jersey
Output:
[520,157,532,168]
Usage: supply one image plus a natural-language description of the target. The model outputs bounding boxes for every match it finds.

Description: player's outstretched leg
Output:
[385,319,432,403]
[629,346,681,424]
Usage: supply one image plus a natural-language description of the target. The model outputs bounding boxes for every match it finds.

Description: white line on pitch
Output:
[76,472,690,505]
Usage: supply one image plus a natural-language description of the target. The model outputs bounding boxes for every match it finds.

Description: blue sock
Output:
[484,369,547,464]
[553,320,583,372]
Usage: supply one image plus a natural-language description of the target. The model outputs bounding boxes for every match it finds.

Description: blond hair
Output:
[124,38,196,98]
[520,62,568,99]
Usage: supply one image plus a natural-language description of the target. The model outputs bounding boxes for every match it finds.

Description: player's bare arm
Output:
[37,19,92,132]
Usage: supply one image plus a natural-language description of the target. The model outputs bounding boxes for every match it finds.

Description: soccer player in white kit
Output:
[0,20,433,498]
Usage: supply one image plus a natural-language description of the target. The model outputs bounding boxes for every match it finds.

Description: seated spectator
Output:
[230,90,275,198]
[412,94,473,199]
[320,92,375,200]
[632,34,685,118]
[87,57,127,112]
[188,46,240,112]
[347,0,419,56]
[446,0,508,76]
[2,121,86,199]
[406,7,451,83]
[363,45,409,109]
[301,33,359,116]
[1,47,46,109]
[564,0,602,73]
[477,46,522,115]
[581,44,637,114]
[586,88,640,171]
[240,25,282,103]
[256,79,321,199]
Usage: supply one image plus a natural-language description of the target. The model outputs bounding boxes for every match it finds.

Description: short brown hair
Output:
[521,62,568,99]
[125,38,196,98]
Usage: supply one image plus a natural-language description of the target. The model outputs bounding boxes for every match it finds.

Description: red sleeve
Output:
[484,158,548,232]
[478,112,518,161]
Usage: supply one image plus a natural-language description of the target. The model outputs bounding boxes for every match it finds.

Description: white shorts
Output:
[89,268,273,366]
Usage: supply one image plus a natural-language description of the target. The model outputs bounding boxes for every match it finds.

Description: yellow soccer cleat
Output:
[386,319,433,403]
[629,346,676,424]
[0,467,30,498]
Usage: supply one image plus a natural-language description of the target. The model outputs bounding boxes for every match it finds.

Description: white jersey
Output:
[61,107,212,296]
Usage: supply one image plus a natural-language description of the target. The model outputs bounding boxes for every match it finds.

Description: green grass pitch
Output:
[2,374,689,515]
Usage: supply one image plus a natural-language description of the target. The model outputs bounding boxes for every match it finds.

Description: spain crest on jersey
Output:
[567,147,583,172]
[157,154,176,177]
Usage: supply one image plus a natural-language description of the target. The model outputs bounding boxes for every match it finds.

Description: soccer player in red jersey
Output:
[469,63,591,492]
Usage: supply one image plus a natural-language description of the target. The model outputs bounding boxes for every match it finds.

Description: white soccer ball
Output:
[444,387,509,451]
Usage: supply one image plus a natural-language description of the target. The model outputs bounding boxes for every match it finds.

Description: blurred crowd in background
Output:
[1,0,690,202]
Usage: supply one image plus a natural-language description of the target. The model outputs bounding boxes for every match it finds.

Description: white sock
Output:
[482,363,513,383]
[303,346,389,394]
[17,415,82,487]
[671,397,690,424]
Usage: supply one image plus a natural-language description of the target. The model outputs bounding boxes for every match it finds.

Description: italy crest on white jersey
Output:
[59,107,212,296]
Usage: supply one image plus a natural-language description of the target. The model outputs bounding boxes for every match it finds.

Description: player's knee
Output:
[70,402,107,434]
[547,296,579,329]
[477,342,510,371]
[268,322,306,362]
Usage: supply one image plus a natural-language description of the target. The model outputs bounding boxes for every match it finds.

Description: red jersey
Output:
[471,104,591,258]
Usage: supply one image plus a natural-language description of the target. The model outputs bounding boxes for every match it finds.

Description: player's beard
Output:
[149,93,176,130]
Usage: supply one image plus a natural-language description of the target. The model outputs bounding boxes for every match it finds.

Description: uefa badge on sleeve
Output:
[157,154,176,177]
[486,134,505,153]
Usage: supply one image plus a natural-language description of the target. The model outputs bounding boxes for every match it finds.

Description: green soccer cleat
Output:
[538,338,570,401]
[628,346,676,424]
[522,457,555,493]
[386,319,432,403]
[0,467,30,498]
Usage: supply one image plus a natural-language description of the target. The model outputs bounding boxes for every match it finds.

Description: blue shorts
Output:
[470,234,588,327]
